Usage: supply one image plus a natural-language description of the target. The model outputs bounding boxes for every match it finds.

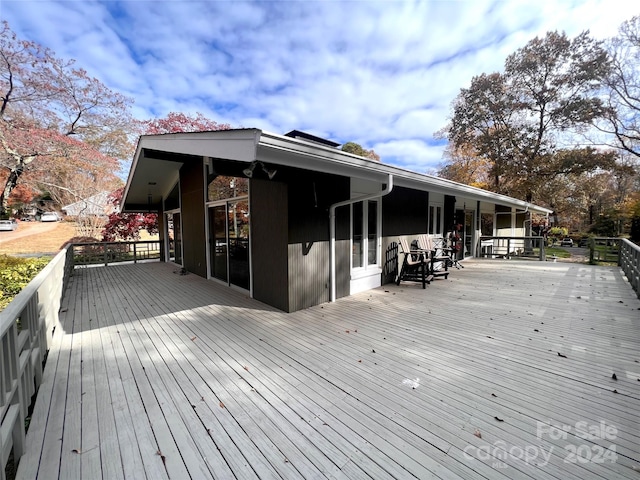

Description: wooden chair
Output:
[396,237,431,288]
[417,234,450,280]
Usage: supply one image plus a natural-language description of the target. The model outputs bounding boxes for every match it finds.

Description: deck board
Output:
[15,259,640,479]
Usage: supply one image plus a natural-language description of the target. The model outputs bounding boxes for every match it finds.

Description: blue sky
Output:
[1,0,637,173]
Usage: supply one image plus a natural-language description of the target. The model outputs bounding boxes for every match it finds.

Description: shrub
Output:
[0,255,51,310]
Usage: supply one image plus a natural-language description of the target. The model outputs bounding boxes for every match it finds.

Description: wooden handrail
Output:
[619,239,640,298]
[478,236,546,260]
[0,248,71,476]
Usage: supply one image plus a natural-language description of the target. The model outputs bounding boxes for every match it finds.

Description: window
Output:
[352,202,363,268]
[352,199,380,269]
[481,213,494,236]
[428,204,443,235]
[208,175,248,202]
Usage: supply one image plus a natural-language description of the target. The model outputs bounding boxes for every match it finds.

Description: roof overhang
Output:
[122,129,261,212]
[122,128,552,215]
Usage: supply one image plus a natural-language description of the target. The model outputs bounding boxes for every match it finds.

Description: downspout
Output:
[329,174,394,303]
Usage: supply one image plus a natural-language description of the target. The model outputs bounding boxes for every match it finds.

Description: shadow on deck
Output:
[15,260,640,479]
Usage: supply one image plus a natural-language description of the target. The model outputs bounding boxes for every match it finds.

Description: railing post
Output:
[104,243,108,266]
[618,238,622,266]
[133,242,137,264]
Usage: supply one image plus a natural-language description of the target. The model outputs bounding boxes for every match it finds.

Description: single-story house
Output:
[122,129,552,312]
[62,191,115,217]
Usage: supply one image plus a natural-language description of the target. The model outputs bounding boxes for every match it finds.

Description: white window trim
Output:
[428,202,444,235]
[350,198,382,275]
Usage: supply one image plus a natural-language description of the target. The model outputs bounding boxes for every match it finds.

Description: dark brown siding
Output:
[382,187,428,236]
[444,195,456,232]
[180,160,207,277]
[251,179,289,311]
[157,205,166,262]
[335,207,350,300]
[286,170,350,311]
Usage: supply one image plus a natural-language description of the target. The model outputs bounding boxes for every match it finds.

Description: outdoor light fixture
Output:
[243,161,277,179]
[263,164,277,180]
[242,163,256,178]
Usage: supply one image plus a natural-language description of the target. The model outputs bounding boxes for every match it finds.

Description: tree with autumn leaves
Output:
[0,21,132,218]
[100,112,231,241]
[0,23,231,240]
[439,27,640,236]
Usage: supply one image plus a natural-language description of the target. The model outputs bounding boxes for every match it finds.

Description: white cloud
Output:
[3,0,638,172]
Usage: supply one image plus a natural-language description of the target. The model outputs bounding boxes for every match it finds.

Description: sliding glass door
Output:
[208,199,250,290]
[165,211,182,265]
[209,205,228,283]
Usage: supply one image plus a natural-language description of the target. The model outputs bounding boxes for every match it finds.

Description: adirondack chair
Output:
[417,234,450,280]
[396,237,431,288]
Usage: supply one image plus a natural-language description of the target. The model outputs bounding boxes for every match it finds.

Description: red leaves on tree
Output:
[0,21,134,215]
[101,188,158,241]
[141,112,231,135]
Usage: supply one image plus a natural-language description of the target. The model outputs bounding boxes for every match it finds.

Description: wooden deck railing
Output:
[0,248,73,480]
[588,237,622,264]
[478,236,546,260]
[1,240,161,477]
[619,238,640,297]
[71,240,162,266]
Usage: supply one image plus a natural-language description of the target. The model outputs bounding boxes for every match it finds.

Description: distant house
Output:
[122,129,552,312]
[62,191,114,217]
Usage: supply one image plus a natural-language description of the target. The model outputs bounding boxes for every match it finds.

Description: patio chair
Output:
[396,237,431,288]
[417,234,450,280]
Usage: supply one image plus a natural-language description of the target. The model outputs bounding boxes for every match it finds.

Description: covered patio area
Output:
[16,259,640,479]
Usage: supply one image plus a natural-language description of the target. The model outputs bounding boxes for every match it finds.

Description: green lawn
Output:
[544,247,571,258]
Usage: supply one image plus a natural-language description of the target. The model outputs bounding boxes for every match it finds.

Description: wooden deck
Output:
[15,259,640,479]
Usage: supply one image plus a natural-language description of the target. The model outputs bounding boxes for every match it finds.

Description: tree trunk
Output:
[0,164,24,217]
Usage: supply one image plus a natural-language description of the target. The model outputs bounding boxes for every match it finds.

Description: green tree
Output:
[599,15,640,158]
[443,31,613,203]
[341,142,380,161]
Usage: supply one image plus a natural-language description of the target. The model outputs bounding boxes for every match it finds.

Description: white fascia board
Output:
[139,129,261,162]
[122,136,145,208]
[257,131,553,215]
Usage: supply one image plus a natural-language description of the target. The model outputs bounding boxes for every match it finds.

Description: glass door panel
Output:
[228,200,250,290]
[367,200,378,265]
[352,202,363,268]
[464,210,474,257]
[173,212,182,265]
[209,205,228,283]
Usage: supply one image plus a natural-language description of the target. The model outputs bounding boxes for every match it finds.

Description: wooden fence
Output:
[619,239,640,298]
[478,236,546,260]
[0,248,73,480]
[1,241,163,477]
[71,240,162,266]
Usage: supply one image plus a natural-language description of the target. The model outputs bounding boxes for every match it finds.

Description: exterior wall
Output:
[287,170,350,311]
[381,187,429,284]
[444,195,456,234]
[514,212,527,236]
[157,204,166,262]
[251,179,289,311]
[179,160,207,277]
[495,205,513,236]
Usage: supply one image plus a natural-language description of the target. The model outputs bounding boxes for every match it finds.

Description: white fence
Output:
[0,248,73,480]
[620,239,640,298]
